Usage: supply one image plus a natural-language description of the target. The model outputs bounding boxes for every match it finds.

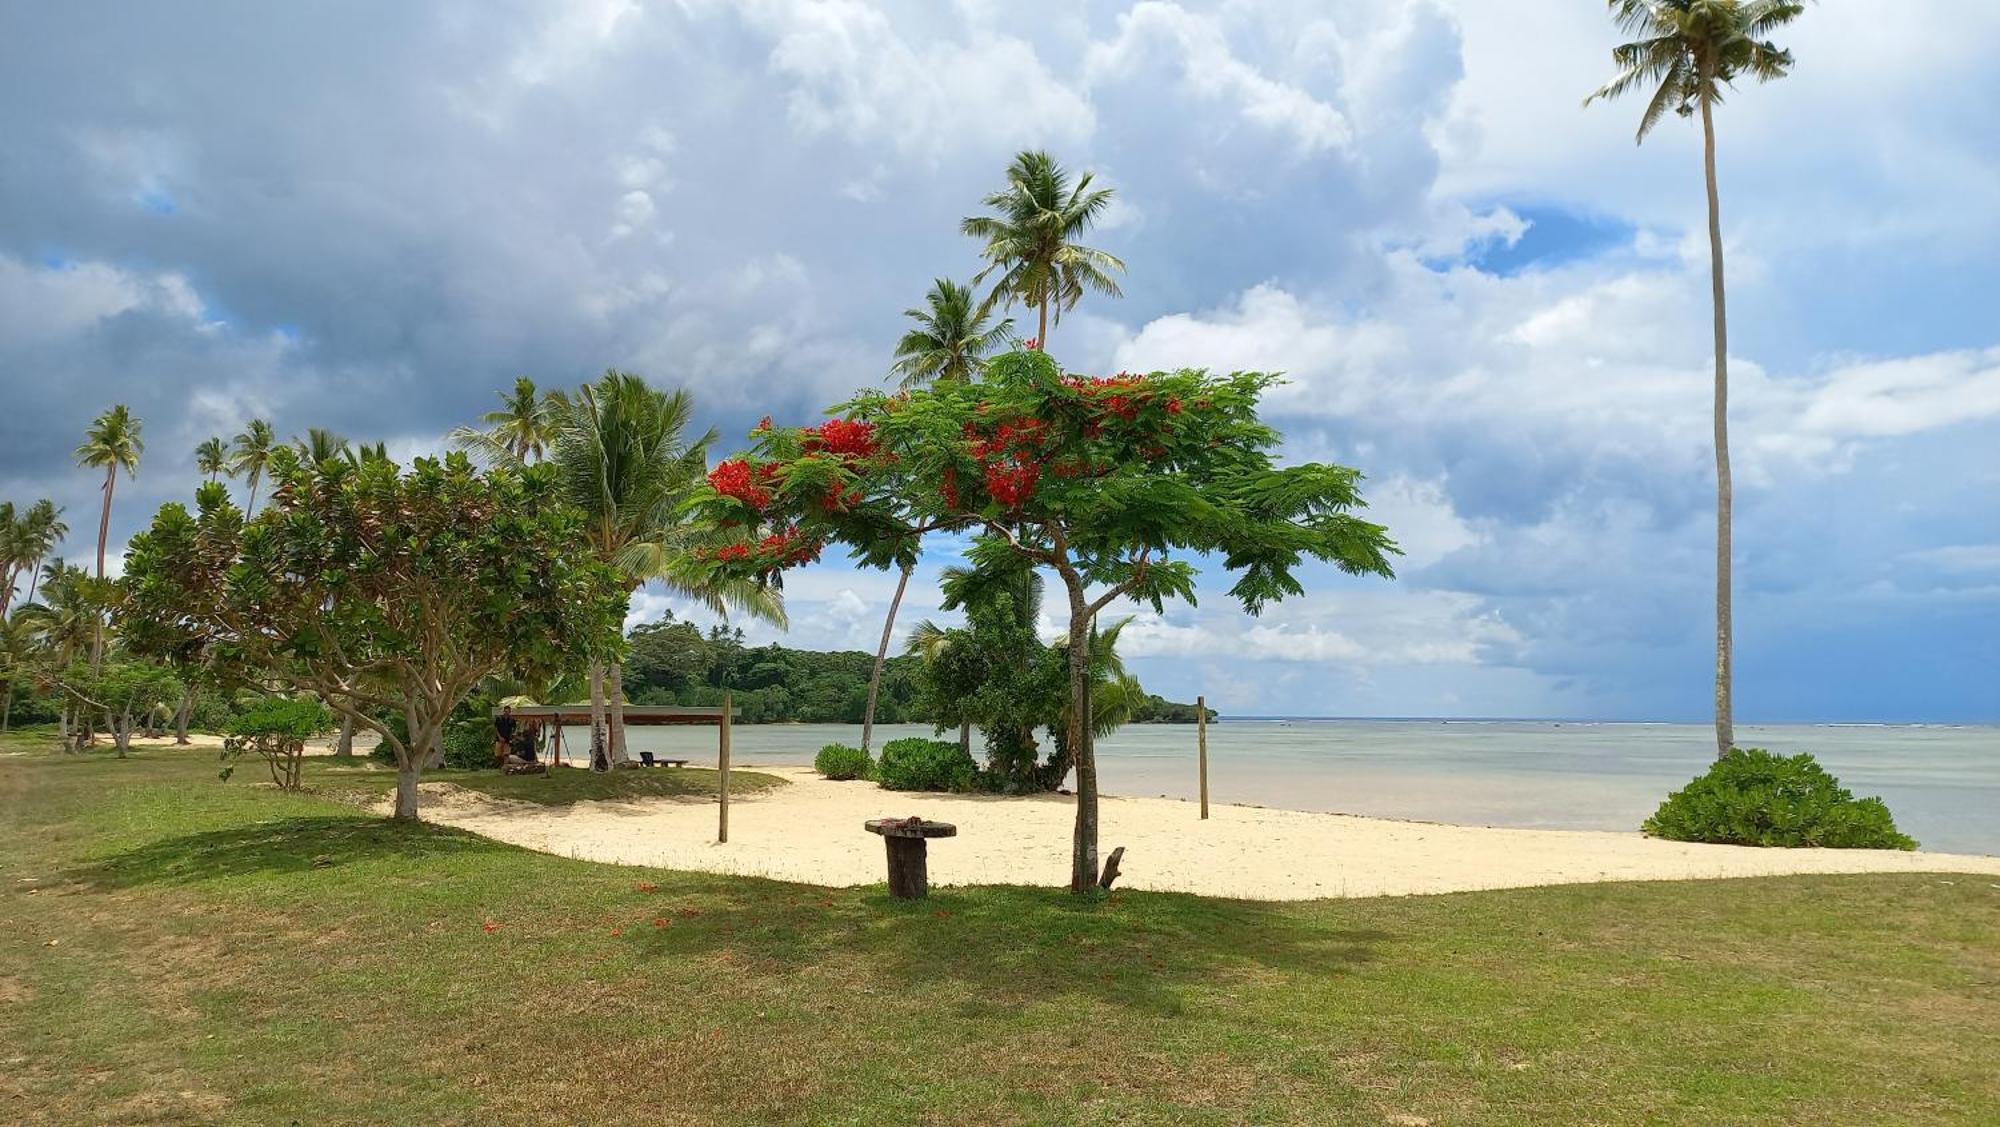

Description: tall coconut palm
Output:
[74,405,143,670]
[194,436,228,483]
[0,614,35,732]
[230,419,276,512]
[548,371,784,768]
[1587,0,1801,758]
[890,278,1015,388]
[451,376,563,464]
[961,150,1125,347]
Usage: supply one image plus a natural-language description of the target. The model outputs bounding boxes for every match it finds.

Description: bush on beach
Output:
[875,737,977,792]
[814,742,872,780]
[1643,747,1916,850]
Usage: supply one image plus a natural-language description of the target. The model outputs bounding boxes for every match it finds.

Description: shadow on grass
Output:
[67,815,503,889]
[63,810,1390,1017]
[623,881,1393,1017]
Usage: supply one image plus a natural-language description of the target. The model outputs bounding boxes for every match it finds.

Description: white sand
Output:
[399,764,2000,901]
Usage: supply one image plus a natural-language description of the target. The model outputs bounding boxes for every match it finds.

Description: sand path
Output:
[401,765,2000,900]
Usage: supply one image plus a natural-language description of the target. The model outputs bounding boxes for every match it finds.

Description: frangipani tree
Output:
[691,349,1397,892]
[119,451,627,820]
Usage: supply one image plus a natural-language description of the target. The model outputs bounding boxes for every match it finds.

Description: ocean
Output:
[577,719,1999,856]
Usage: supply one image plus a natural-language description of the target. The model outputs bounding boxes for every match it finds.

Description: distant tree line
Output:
[620,613,1211,727]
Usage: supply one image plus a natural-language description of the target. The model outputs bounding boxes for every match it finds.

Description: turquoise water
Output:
[584,720,1999,856]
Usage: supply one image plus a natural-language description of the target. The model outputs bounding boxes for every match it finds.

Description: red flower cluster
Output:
[756,526,823,567]
[802,417,878,459]
[1023,337,1041,351]
[708,458,772,509]
[983,460,1039,507]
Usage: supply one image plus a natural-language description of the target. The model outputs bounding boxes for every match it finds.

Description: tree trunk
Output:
[113,706,132,758]
[1037,298,1049,347]
[1700,78,1734,760]
[588,661,608,771]
[861,562,913,754]
[958,720,971,757]
[334,712,355,758]
[92,466,113,673]
[1,681,12,733]
[25,559,41,605]
[423,728,444,770]
[393,755,421,820]
[174,683,194,744]
[1063,579,1098,893]
[609,660,629,766]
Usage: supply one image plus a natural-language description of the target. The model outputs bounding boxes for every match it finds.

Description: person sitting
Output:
[493,706,518,768]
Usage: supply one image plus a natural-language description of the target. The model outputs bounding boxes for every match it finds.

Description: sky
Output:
[2,0,1996,722]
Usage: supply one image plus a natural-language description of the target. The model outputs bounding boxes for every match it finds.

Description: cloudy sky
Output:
[3,0,1996,721]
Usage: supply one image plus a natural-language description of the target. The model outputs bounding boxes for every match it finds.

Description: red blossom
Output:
[482,919,502,933]
[802,417,879,459]
[708,458,771,509]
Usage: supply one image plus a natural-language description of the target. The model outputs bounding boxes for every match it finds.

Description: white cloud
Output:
[1085,2,1352,156]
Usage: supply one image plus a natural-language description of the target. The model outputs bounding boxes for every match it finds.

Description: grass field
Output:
[3,730,1996,1125]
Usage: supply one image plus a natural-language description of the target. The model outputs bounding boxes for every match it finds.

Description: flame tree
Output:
[689,349,1396,892]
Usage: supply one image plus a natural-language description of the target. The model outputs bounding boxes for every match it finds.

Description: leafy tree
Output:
[1587,0,1803,757]
[693,349,1397,891]
[961,150,1125,347]
[195,436,229,482]
[891,278,1015,388]
[625,616,713,692]
[229,418,276,512]
[74,404,143,671]
[118,452,627,820]
[547,371,782,768]
[14,562,105,748]
[451,375,565,464]
[222,696,331,791]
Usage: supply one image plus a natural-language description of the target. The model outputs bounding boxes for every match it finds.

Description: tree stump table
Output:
[865,817,957,899]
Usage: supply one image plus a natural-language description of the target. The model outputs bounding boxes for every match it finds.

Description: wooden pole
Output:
[1197,695,1209,820]
[717,692,732,844]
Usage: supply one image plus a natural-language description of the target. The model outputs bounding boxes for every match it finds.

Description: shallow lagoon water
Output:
[577,719,1999,855]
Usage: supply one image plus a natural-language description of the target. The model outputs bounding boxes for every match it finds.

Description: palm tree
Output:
[961,150,1126,347]
[1587,0,1801,758]
[891,279,1015,388]
[295,427,351,468]
[195,436,228,483]
[0,499,65,616]
[451,376,563,464]
[902,618,971,756]
[74,404,143,670]
[230,419,277,512]
[18,562,100,749]
[548,371,784,768]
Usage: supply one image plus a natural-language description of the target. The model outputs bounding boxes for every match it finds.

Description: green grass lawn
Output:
[3,731,1996,1125]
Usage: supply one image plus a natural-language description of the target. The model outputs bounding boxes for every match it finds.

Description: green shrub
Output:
[876,737,977,792]
[1643,748,1916,849]
[444,716,499,770]
[814,742,872,781]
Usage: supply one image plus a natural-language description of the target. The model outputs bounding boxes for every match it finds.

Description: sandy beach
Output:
[402,764,2000,900]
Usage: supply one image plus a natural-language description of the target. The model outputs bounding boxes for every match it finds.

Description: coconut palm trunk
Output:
[91,464,114,671]
[860,563,913,754]
[588,661,608,770]
[174,683,194,745]
[1699,68,1734,760]
[608,660,630,766]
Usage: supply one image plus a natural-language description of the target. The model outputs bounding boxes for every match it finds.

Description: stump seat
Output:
[865,818,957,898]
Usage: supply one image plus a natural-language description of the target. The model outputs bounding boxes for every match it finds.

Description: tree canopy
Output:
[692,347,1397,889]
[118,450,628,819]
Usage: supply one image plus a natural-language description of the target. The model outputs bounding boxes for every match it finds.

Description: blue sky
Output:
[1,0,1995,721]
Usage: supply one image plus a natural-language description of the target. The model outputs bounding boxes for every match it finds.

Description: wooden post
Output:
[1197,695,1209,821]
[717,692,732,844]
